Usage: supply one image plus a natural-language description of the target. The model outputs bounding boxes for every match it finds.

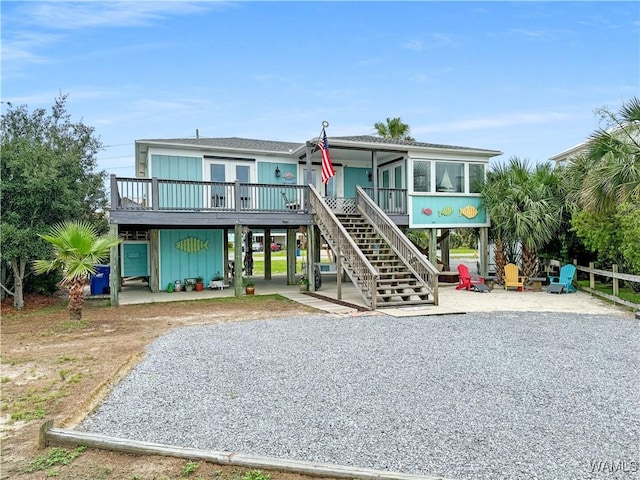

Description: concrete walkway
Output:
[115,273,633,318]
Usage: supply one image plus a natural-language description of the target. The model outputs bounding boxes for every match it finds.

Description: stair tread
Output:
[377,299,435,307]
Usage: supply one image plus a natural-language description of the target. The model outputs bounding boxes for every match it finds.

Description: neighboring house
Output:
[550,124,640,165]
[549,141,588,165]
[109,135,501,309]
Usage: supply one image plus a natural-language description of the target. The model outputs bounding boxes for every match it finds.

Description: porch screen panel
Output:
[469,163,485,193]
[151,155,203,209]
[436,162,464,193]
[413,160,431,192]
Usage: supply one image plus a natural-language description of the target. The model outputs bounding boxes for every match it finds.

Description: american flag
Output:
[319,129,335,184]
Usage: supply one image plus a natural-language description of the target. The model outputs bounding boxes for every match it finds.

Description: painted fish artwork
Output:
[438,206,453,216]
[422,208,433,215]
[175,237,209,253]
[459,205,479,219]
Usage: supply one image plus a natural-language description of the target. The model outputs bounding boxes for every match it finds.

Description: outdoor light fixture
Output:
[367,171,373,182]
[275,166,281,178]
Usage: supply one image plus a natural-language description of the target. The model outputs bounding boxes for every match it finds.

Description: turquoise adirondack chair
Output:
[549,264,577,293]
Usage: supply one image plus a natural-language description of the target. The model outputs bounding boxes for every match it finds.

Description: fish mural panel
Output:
[438,206,453,216]
[422,208,433,215]
[175,237,209,254]
[459,205,479,219]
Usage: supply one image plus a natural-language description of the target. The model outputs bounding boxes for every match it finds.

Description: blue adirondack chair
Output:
[549,264,577,293]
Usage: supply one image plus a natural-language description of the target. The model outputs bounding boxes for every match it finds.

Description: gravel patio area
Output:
[80,312,639,480]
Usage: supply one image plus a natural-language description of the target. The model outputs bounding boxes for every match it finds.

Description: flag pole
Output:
[315,120,329,145]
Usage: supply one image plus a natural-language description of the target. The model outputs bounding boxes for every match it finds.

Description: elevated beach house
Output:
[108,135,501,309]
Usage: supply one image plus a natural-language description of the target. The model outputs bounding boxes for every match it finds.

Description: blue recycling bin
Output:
[90,265,111,295]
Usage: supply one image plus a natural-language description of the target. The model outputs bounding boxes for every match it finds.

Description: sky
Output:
[2,1,639,178]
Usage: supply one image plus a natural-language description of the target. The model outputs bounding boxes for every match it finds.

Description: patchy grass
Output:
[8,385,68,423]
[56,355,77,364]
[238,471,271,480]
[55,320,90,332]
[182,460,199,476]
[451,247,477,255]
[24,446,87,473]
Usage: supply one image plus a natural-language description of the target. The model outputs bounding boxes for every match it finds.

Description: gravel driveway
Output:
[80,312,639,480]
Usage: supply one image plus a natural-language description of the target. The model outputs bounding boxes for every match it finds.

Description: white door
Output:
[302,166,342,197]
[380,164,403,211]
[207,161,253,208]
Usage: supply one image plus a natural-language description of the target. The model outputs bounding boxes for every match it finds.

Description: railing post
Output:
[151,177,159,211]
[110,174,118,209]
[613,264,619,298]
[234,180,241,212]
[589,262,595,290]
[304,142,312,211]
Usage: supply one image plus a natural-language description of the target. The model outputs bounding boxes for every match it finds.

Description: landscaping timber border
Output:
[40,421,447,480]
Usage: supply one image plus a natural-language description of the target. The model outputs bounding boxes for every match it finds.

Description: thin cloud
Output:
[402,33,455,52]
[509,28,551,39]
[402,39,424,52]
[1,31,61,66]
[20,1,232,30]
[413,111,580,134]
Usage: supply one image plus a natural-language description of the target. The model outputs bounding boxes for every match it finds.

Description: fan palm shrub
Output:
[34,220,121,320]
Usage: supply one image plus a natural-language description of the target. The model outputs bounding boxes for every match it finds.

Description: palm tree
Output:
[566,96,640,214]
[481,162,515,283]
[482,158,564,281]
[374,117,415,141]
[34,220,121,320]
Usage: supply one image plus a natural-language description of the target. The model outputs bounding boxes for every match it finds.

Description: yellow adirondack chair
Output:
[504,263,526,291]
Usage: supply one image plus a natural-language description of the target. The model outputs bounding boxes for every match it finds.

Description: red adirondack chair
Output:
[456,264,485,291]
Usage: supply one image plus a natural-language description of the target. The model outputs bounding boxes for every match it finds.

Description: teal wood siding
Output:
[151,155,203,209]
[159,229,223,290]
[344,167,371,198]
[258,161,298,208]
[122,242,149,277]
[410,196,489,228]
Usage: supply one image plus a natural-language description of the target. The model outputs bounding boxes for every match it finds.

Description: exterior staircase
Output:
[337,213,434,307]
[310,185,439,310]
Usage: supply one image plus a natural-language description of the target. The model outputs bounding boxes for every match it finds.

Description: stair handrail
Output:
[309,185,379,309]
[355,186,439,305]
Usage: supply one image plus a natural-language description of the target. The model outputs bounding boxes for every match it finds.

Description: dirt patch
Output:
[0,293,337,480]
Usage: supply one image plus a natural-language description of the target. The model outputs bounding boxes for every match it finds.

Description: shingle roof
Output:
[138,135,500,155]
[138,137,304,153]
[331,135,500,153]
